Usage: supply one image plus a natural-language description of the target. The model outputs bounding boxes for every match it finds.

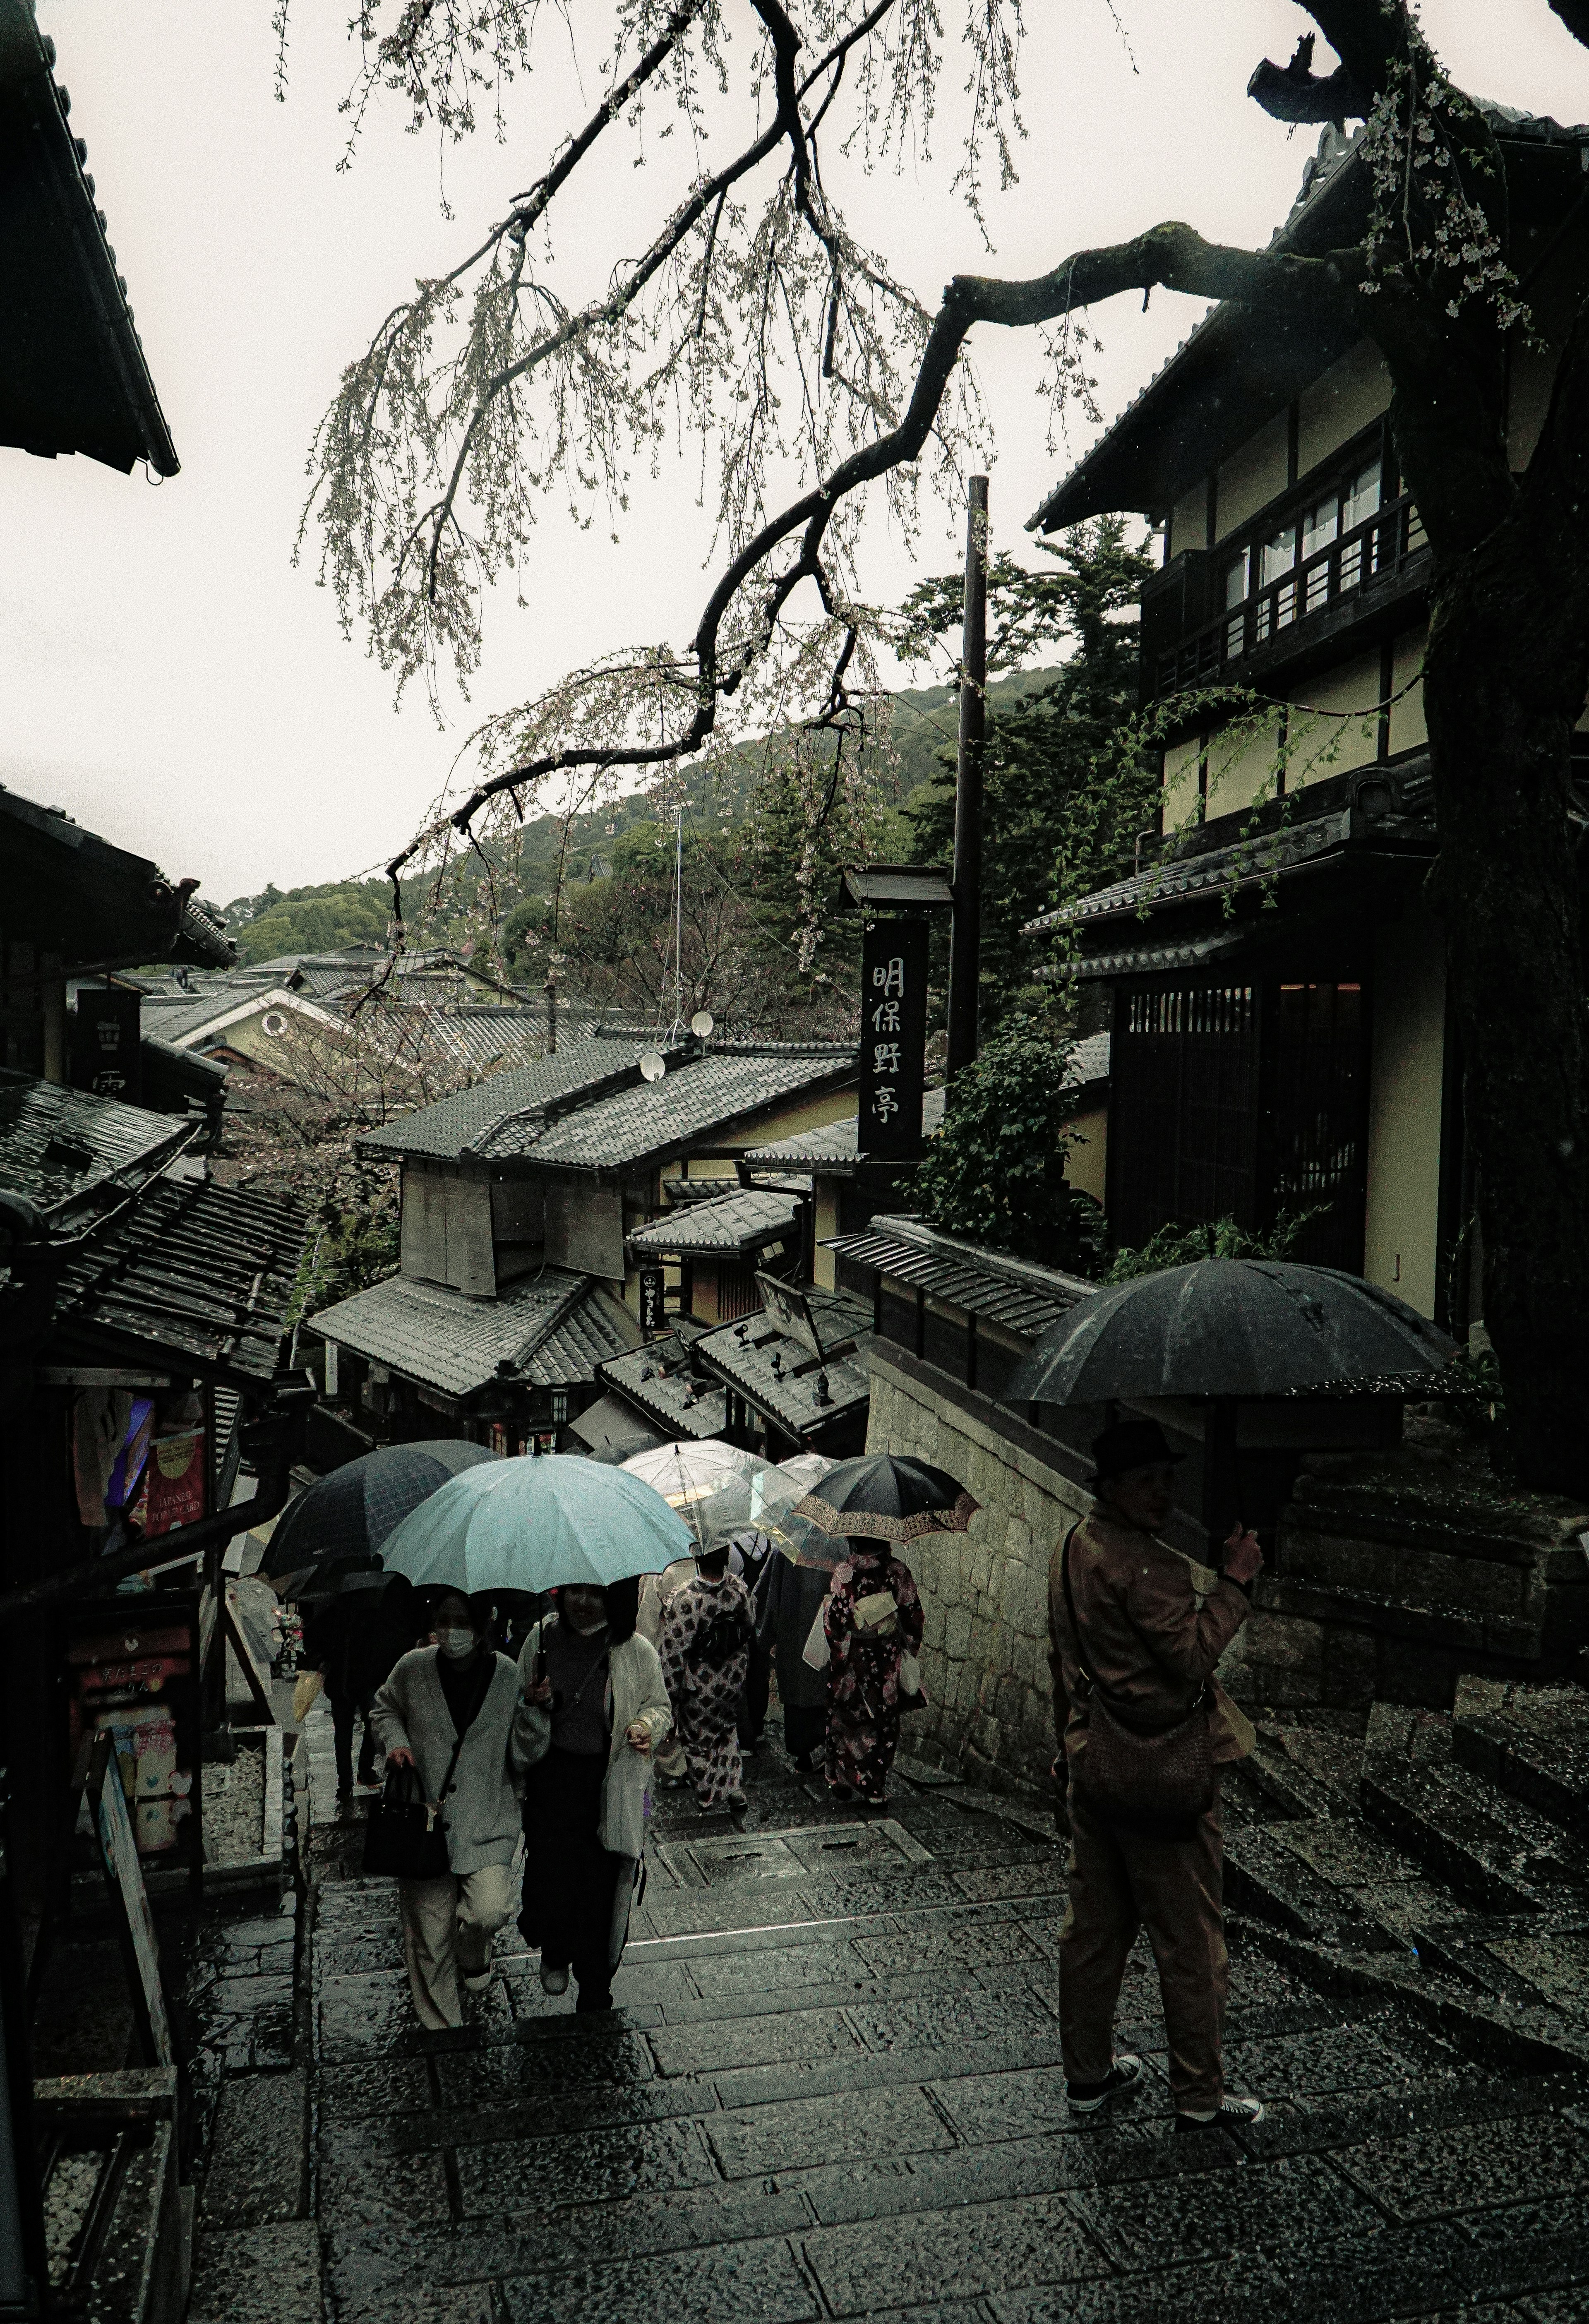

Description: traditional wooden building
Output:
[307,1037,859,1453]
[1025,109,1589,1326]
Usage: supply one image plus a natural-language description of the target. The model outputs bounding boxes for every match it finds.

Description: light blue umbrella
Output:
[378,1454,693,1594]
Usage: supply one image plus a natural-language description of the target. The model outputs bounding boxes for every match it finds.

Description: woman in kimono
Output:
[515,1576,671,2012]
[823,1539,925,1806]
[658,1541,755,1811]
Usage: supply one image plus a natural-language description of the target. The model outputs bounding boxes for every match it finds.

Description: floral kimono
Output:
[658,1569,755,1808]
[823,1547,924,1804]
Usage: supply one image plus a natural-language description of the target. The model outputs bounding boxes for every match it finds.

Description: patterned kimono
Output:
[824,1548,924,1804]
[658,1570,755,1808]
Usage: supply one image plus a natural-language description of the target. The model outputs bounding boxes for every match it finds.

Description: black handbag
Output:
[1061,1526,1214,1841]
[362,1735,464,1880]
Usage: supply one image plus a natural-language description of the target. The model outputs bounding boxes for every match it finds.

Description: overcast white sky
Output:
[7,1,1582,905]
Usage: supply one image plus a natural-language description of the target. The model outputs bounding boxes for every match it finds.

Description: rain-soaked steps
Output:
[185,1688,1589,2324]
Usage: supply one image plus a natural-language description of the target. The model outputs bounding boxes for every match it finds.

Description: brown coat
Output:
[1047,1508,1255,1770]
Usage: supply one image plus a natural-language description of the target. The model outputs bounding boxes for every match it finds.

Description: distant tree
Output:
[913,1021,1101,1272]
[225,878,394,964]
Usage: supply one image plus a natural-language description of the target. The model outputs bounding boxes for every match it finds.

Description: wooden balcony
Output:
[1145,493,1431,707]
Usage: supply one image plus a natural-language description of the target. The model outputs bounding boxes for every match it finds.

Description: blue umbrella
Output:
[379,1454,693,1594]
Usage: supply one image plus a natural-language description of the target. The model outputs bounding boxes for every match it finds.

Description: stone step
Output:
[1452,1672,1589,1841]
[1361,1702,1589,1913]
[1223,1823,1399,1950]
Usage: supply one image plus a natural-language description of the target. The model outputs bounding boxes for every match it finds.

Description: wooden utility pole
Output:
[946,474,989,1079]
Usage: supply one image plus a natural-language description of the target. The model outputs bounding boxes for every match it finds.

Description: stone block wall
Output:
[864,1349,1091,1795]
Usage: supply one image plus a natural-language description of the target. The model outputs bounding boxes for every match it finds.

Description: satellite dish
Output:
[638,1051,666,1083]
[690,1011,714,1039]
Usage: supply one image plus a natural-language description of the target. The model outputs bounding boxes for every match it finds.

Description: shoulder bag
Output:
[362,1731,465,1881]
[1061,1525,1214,1841]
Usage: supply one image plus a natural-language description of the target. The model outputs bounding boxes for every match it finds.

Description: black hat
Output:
[1089,1418,1186,1485]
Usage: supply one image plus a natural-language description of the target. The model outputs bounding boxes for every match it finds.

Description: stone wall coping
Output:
[862,1214,1096,1308]
[864,1343,1093,1515]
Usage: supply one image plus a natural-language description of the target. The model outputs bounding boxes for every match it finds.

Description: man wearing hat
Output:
[1048,1417,1265,2132]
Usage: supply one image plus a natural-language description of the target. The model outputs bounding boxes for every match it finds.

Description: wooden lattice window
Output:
[1107,973,1370,1270]
[1110,982,1259,1250]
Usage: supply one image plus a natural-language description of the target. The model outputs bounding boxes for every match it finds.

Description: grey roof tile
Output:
[823,1214,1091,1342]
[628,1187,801,1257]
[355,1044,663,1162]
[51,1176,310,1384]
[693,1290,872,1438]
[0,1068,190,1222]
[358,1042,856,1171]
[308,1268,639,1399]
[598,1335,728,1440]
[525,1048,856,1173]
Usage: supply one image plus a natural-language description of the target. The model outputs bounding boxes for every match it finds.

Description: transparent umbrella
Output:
[620,1439,773,1553]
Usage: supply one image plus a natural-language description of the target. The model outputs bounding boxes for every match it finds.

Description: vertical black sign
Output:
[858,918,928,1160]
[638,1267,667,1334]
[70,984,142,1103]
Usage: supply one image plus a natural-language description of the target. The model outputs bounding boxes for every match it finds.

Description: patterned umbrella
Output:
[259,1440,499,1587]
[793,1452,978,1545]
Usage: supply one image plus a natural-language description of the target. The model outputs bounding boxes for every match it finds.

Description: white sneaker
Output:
[539,1962,570,1996]
[1066,2053,1144,2113]
[1176,2094,1265,2132]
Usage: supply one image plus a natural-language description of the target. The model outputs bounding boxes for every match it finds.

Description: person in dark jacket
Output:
[754,1548,830,1771]
[310,1574,419,1800]
[728,1529,774,1752]
[1048,1418,1265,2133]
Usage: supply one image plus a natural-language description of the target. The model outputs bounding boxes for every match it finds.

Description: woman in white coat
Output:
[515,1575,671,2012]
[370,1589,525,2031]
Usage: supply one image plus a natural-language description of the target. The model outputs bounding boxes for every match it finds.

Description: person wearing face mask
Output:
[514,1575,672,2013]
[370,1589,526,2031]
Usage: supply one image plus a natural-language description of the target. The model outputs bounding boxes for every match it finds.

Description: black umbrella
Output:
[793,1452,978,1545]
[260,1440,500,1584]
[1003,1258,1454,1407]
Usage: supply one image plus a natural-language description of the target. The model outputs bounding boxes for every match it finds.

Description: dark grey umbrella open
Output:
[1004,1259,1454,1406]
[260,1439,499,1586]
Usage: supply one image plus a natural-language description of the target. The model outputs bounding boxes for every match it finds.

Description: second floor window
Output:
[1339,458,1383,590]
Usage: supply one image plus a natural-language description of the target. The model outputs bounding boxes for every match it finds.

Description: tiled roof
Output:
[1027,108,1589,536]
[355,1045,665,1162]
[511,1047,857,1173]
[742,1087,947,1171]
[628,1187,802,1257]
[308,1267,640,1400]
[50,1177,310,1384]
[825,1214,1092,1342]
[0,1070,190,1224]
[598,1333,729,1440]
[1025,812,1358,934]
[693,1289,872,1439]
[0,2,178,475]
[140,988,288,1047]
[358,1042,857,1172]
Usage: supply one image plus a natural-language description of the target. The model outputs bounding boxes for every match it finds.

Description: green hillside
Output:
[222,666,1061,967]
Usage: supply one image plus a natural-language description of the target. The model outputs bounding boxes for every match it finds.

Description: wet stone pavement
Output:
[183,1695,1589,2324]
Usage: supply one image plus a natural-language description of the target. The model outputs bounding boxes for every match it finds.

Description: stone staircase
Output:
[168,1693,1589,2324]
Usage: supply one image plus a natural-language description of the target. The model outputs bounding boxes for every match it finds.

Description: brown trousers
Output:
[1057,1772,1228,2113]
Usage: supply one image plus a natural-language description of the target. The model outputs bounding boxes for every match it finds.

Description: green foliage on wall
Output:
[914,1020,1102,1272]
